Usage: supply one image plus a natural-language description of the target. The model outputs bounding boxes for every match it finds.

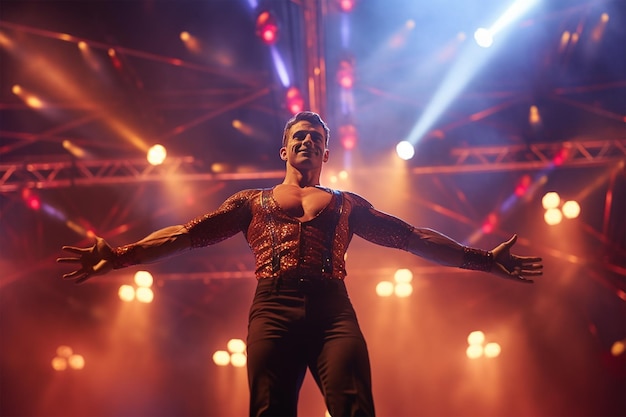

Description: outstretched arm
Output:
[57,225,191,284]
[406,228,542,283]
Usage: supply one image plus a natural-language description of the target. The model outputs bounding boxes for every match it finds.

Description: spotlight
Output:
[285,87,304,115]
[147,144,167,166]
[256,11,279,45]
[395,141,415,160]
[336,59,355,89]
[339,124,358,150]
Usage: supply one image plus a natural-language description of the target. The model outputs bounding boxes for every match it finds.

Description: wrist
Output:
[111,244,140,269]
[461,247,494,272]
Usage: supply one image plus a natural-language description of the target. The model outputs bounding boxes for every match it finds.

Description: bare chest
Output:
[272,185,332,222]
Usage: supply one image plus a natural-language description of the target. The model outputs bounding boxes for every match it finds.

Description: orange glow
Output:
[484,342,501,358]
[230,352,247,367]
[68,354,85,370]
[394,282,413,298]
[227,339,246,354]
[136,287,154,303]
[11,84,21,95]
[376,281,394,297]
[57,345,73,357]
[213,350,230,366]
[77,41,88,51]
[51,357,67,371]
[25,95,44,109]
[0,31,14,49]
[466,344,483,359]
[529,105,541,125]
[118,285,135,302]
[467,331,485,346]
[394,268,413,283]
[134,271,154,288]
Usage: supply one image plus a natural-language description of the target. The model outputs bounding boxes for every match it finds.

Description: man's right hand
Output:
[57,236,114,283]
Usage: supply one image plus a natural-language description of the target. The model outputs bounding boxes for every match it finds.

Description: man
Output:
[58,111,543,416]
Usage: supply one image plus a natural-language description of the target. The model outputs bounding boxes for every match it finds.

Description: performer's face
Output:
[280,121,329,168]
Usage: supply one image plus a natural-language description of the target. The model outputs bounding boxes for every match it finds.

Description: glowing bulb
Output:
[394,282,413,298]
[544,208,562,226]
[542,192,560,209]
[474,28,493,48]
[467,331,485,346]
[134,270,154,288]
[466,344,483,359]
[376,281,394,297]
[394,268,413,283]
[213,350,230,366]
[230,352,247,367]
[118,285,135,302]
[396,141,415,160]
[147,144,167,166]
[562,200,580,219]
[136,287,154,303]
[227,339,246,354]
[68,354,85,370]
[484,342,501,358]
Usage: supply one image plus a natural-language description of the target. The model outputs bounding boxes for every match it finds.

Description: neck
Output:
[283,166,321,188]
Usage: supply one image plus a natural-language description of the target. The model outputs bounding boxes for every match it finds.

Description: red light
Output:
[256,11,279,45]
[553,148,567,166]
[514,174,531,197]
[337,60,355,89]
[481,213,498,233]
[28,197,40,210]
[285,87,304,115]
[339,124,358,150]
[339,0,355,12]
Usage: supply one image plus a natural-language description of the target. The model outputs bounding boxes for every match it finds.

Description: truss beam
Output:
[1,139,624,192]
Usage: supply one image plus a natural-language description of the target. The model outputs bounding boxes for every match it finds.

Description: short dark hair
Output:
[282,111,330,147]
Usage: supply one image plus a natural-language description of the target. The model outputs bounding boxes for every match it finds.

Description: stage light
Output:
[474,28,493,48]
[338,0,355,12]
[51,357,68,371]
[394,282,413,298]
[256,11,279,45]
[339,124,358,150]
[136,287,154,303]
[544,208,562,225]
[514,174,531,197]
[22,189,41,210]
[376,281,394,297]
[562,200,580,219]
[466,344,483,359]
[285,86,304,115]
[118,285,136,302]
[147,144,167,166]
[230,352,247,367]
[134,271,154,288]
[467,331,485,346]
[227,339,246,354]
[394,268,413,283]
[529,105,541,125]
[484,342,501,358]
[542,192,560,209]
[213,350,230,366]
[337,59,355,89]
[611,339,625,357]
[396,141,415,160]
[68,354,85,370]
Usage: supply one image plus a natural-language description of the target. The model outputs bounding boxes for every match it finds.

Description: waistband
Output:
[256,275,346,294]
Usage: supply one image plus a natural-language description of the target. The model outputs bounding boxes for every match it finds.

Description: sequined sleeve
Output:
[184,189,259,248]
[345,192,414,250]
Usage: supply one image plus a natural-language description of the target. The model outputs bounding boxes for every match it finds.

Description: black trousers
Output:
[247,277,375,417]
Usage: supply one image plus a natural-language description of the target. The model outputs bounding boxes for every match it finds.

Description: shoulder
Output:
[220,188,263,208]
[340,190,374,209]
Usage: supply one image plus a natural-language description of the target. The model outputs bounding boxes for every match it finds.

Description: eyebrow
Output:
[293,130,324,140]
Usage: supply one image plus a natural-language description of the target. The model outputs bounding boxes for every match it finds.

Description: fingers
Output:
[61,245,91,255]
[56,257,81,264]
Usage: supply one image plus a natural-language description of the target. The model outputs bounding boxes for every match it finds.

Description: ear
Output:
[322,148,330,163]
[279,147,288,161]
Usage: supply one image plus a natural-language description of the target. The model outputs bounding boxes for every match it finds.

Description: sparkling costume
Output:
[184,187,414,417]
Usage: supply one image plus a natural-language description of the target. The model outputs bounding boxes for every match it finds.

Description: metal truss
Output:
[411,139,626,174]
[1,139,624,192]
